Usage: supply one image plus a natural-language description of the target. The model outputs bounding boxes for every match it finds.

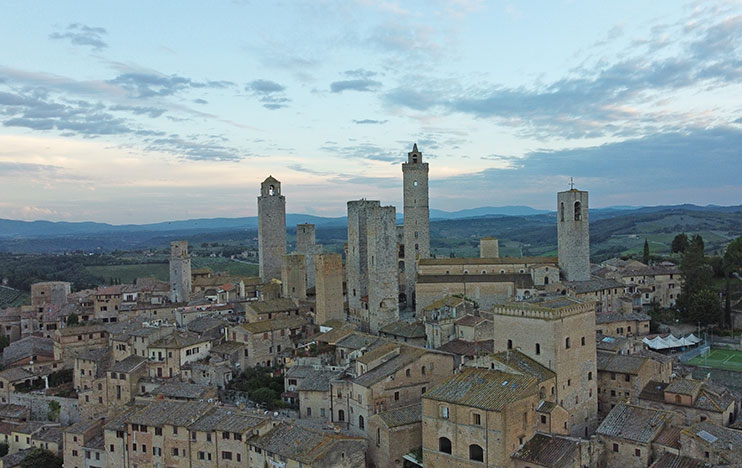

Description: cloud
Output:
[343,69,379,79]
[330,79,382,93]
[353,119,388,124]
[384,13,742,139]
[110,105,166,118]
[49,23,108,50]
[246,79,290,109]
[0,162,64,176]
[321,142,401,162]
[145,135,249,161]
[193,98,208,105]
[109,72,233,99]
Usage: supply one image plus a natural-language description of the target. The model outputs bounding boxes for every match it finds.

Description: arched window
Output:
[469,444,484,462]
[338,410,345,421]
[439,437,452,454]
[405,369,411,377]
[574,201,582,221]
[507,339,513,350]
[359,415,364,429]
[675,394,681,403]
[560,202,565,221]
[588,371,593,381]
[539,387,546,399]
[422,366,426,375]
[269,185,275,196]
[565,337,571,349]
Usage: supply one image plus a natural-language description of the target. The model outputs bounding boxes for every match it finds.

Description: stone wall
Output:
[169,240,192,303]
[402,145,430,308]
[258,177,287,281]
[281,253,307,300]
[367,204,400,333]
[297,223,322,288]
[10,392,80,424]
[557,189,590,281]
[315,253,344,325]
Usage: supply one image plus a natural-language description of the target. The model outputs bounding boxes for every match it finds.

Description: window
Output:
[560,202,565,221]
[439,437,452,454]
[574,201,582,221]
[588,371,593,381]
[565,337,571,349]
[635,448,641,457]
[469,444,484,462]
[541,415,547,424]
[306,408,312,417]
[172,447,179,456]
[222,451,233,460]
[440,406,449,419]
[611,390,616,397]
[191,431,197,441]
[234,433,241,441]
[472,413,481,425]
[535,343,540,355]
[613,443,619,452]
[405,369,411,377]
[507,339,513,350]
[611,373,616,380]
[675,394,681,403]
[207,433,211,442]
[394,391,399,401]
[173,427,178,435]
[422,366,426,375]
[581,337,585,346]
[376,428,381,446]
[625,374,631,382]
[359,415,364,429]
[338,410,345,421]
[155,427,162,436]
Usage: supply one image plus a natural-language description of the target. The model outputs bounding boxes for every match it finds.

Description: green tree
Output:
[48,401,60,421]
[66,313,79,326]
[722,237,742,326]
[677,235,715,323]
[686,289,721,326]
[643,239,650,264]
[671,233,689,254]
[0,335,9,353]
[20,449,63,468]
[0,441,8,457]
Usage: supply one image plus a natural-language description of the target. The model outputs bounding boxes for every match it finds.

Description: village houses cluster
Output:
[0,144,739,468]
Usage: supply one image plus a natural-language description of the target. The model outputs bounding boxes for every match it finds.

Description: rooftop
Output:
[665,378,703,396]
[455,315,488,328]
[596,403,669,444]
[240,316,307,334]
[649,453,708,468]
[422,295,473,311]
[597,351,649,375]
[151,381,213,400]
[2,336,53,366]
[419,256,557,266]
[248,423,364,464]
[151,330,209,349]
[681,420,742,453]
[596,311,651,324]
[110,355,147,373]
[424,368,538,411]
[127,400,214,427]
[373,403,421,428]
[297,369,342,392]
[354,346,431,388]
[246,298,298,314]
[335,332,382,350]
[188,406,267,433]
[416,273,534,287]
[439,339,494,357]
[511,433,578,467]
[565,277,625,294]
[490,350,557,383]
[379,320,426,338]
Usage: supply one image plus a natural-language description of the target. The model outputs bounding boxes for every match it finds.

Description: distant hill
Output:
[429,206,550,219]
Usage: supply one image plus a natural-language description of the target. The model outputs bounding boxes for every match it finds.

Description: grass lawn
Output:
[688,348,742,372]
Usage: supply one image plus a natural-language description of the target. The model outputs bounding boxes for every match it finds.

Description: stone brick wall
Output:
[315,253,344,324]
[367,204,399,333]
[10,392,80,424]
[402,146,430,308]
[297,223,322,288]
[557,190,590,281]
[281,253,307,300]
[169,240,192,303]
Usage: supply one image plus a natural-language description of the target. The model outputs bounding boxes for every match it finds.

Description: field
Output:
[85,257,258,284]
[688,348,742,372]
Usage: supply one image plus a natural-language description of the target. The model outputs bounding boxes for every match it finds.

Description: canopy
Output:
[642,334,701,350]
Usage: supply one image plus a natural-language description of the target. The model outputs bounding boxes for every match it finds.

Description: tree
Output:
[686,289,721,326]
[643,239,650,264]
[722,237,742,326]
[0,441,8,457]
[20,449,63,468]
[0,335,9,353]
[671,233,689,254]
[677,235,715,323]
[66,313,79,326]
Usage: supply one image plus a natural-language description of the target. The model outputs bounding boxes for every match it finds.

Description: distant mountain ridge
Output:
[1,204,740,239]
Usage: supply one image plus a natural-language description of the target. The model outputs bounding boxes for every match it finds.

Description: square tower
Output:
[347,200,399,333]
[258,176,287,281]
[169,240,191,303]
[557,188,590,281]
[490,297,598,437]
[314,253,344,325]
[402,144,430,309]
[296,223,322,289]
[281,253,307,300]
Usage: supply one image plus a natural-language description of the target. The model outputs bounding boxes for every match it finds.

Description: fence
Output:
[679,344,710,363]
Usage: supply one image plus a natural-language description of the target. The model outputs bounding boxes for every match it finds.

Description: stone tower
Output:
[557,187,590,281]
[480,237,499,258]
[297,223,322,289]
[281,254,307,301]
[258,176,286,282]
[315,253,344,325]
[169,240,192,303]
[402,144,430,308]
[347,200,399,333]
[490,297,599,437]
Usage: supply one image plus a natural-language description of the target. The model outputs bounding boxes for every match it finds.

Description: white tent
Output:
[643,334,701,350]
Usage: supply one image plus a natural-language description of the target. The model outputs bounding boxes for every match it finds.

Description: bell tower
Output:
[402,144,430,309]
[258,175,286,281]
[557,181,590,282]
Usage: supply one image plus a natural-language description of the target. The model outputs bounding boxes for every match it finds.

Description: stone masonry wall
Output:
[10,392,80,424]
[315,253,344,324]
[258,178,287,281]
[557,190,590,281]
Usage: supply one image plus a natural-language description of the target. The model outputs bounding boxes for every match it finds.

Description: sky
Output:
[0,0,741,224]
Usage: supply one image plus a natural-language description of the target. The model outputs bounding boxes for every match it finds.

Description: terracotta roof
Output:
[649,453,708,468]
[0,367,35,382]
[297,369,341,392]
[151,382,213,400]
[424,368,538,411]
[151,330,209,349]
[417,273,534,287]
[596,311,651,324]
[56,324,107,336]
[665,378,703,396]
[681,420,742,453]
[187,406,267,433]
[419,256,557,266]
[315,326,356,345]
[246,298,298,314]
[248,423,365,464]
[110,355,147,373]
[379,320,426,338]
[422,295,473,311]
[241,316,307,333]
[373,403,420,428]
[596,403,669,444]
[653,425,682,449]
[439,339,494,357]
[511,433,578,467]
[2,336,53,366]
[455,315,487,327]
[334,332,382,350]
[127,400,214,426]
[354,346,431,387]
[491,350,557,383]
[96,285,122,295]
[597,351,649,375]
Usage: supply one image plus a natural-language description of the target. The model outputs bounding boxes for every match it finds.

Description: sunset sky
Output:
[1,0,741,223]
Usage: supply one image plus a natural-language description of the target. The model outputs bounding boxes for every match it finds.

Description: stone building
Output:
[490,297,599,437]
[245,297,299,322]
[281,253,307,301]
[315,253,344,325]
[480,237,499,258]
[258,175,287,281]
[94,285,123,323]
[423,295,478,349]
[30,281,71,310]
[169,240,192,303]
[557,187,590,282]
[368,403,421,468]
[402,144,430,309]
[53,324,108,364]
[297,223,323,288]
[595,403,671,468]
[638,378,738,427]
[229,315,309,367]
[511,432,593,468]
[678,420,742,466]
[596,351,658,416]
[422,367,540,467]
[347,199,399,333]
[147,331,212,379]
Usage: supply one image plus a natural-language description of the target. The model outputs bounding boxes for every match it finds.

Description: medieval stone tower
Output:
[402,144,430,308]
[169,240,192,303]
[297,223,322,289]
[315,253,344,325]
[557,186,590,282]
[258,176,287,282]
[281,254,307,300]
[347,199,399,333]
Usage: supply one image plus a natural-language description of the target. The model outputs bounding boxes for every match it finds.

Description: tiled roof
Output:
[665,378,702,396]
[83,434,105,451]
[151,382,213,400]
[491,350,557,383]
[0,404,27,420]
[635,349,674,363]
[681,420,742,452]
[596,311,651,324]
[439,339,494,357]
[424,368,538,411]
[379,320,426,338]
[315,326,356,345]
[536,401,557,413]
[595,335,629,352]
[57,324,106,336]
[127,400,214,426]
[241,316,307,334]
[653,425,682,449]
[66,417,104,435]
[335,332,382,350]
[297,370,341,392]
[374,403,421,428]
[354,346,429,388]
[422,295,472,311]
[248,423,364,464]
[211,341,244,354]
[649,453,707,468]
[186,317,227,334]
[96,285,122,296]
[0,448,31,468]
[596,403,669,444]
[2,336,54,366]
[417,273,534,287]
[151,330,209,349]
[285,365,318,379]
[110,355,147,373]
[639,380,669,401]
[247,298,298,313]
[566,277,625,294]
[188,406,267,433]
[511,433,578,467]
[597,351,649,375]
[356,342,398,365]
[33,425,63,443]
[455,315,487,328]
[0,367,35,382]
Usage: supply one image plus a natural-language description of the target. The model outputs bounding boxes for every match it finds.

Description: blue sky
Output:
[0,0,740,223]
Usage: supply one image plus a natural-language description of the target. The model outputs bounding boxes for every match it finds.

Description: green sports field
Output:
[687,348,742,372]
